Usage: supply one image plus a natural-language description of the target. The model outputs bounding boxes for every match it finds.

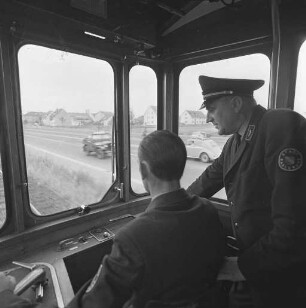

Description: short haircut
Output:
[138,130,187,181]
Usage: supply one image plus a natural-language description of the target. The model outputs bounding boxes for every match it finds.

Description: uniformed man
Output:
[0,130,226,308]
[187,75,306,308]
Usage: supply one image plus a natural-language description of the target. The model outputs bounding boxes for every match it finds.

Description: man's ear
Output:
[140,161,150,180]
[230,96,243,113]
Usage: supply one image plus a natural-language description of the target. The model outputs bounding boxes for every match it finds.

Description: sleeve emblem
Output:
[278,148,303,171]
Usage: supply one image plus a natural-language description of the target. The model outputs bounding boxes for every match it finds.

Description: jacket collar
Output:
[225,105,266,178]
[146,188,190,212]
[242,105,266,143]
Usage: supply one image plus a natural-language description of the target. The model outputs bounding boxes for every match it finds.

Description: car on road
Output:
[185,138,221,163]
[83,131,112,159]
[190,131,212,140]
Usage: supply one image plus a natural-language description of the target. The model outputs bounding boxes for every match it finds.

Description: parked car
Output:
[190,131,212,140]
[185,138,221,163]
[82,131,112,159]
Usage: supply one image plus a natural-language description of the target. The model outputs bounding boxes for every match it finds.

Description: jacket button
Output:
[234,222,239,228]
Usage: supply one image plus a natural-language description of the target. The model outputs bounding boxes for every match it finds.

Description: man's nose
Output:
[206,112,213,123]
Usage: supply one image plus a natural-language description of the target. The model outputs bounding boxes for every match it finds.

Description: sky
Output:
[179,53,271,115]
[18,44,306,118]
[18,45,114,115]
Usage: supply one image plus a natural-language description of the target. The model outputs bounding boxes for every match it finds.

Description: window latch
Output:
[77,204,90,216]
[114,183,124,199]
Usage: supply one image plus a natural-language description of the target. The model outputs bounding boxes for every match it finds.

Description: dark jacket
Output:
[0,189,225,308]
[70,189,225,308]
[187,105,306,287]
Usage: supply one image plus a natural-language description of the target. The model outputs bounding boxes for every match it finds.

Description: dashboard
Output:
[0,215,135,307]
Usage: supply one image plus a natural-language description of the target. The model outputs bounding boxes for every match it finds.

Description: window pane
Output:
[294,41,306,117]
[179,54,270,200]
[0,158,6,228]
[18,45,115,216]
[129,65,157,194]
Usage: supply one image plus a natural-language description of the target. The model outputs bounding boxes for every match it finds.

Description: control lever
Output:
[12,264,46,296]
[34,282,44,301]
[12,261,36,271]
[109,214,135,222]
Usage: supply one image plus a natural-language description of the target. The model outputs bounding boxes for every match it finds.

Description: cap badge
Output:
[278,148,303,171]
[245,125,255,141]
[203,90,233,101]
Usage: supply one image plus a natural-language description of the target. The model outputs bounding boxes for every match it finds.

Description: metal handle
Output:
[12,261,36,271]
[114,183,124,199]
[57,238,76,251]
[109,214,135,222]
[13,267,46,295]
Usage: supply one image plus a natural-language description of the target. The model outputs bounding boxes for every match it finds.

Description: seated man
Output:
[0,130,226,308]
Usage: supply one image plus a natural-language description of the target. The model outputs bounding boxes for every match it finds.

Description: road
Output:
[22,126,227,215]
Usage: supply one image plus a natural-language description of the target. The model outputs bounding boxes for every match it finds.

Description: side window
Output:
[0,157,6,228]
[179,54,270,200]
[129,65,157,194]
[18,45,115,215]
[294,40,306,117]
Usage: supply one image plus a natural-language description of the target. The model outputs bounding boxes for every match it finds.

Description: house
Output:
[179,110,206,125]
[69,112,93,126]
[23,112,46,125]
[92,111,113,126]
[42,109,72,126]
[132,115,144,126]
[143,106,157,126]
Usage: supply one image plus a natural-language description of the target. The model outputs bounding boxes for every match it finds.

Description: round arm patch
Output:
[278,148,303,171]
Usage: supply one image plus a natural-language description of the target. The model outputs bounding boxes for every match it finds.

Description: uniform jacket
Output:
[70,189,225,308]
[187,105,306,286]
[0,189,225,308]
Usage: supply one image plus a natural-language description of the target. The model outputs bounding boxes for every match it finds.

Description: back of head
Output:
[138,130,187,181]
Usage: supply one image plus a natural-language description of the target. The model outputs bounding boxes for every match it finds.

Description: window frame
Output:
[17,43,119,217]
[118,58,164,199]
[0,22,130,231]
[293,35,306,115]
[172,42,272,204]
[128,63,161,197]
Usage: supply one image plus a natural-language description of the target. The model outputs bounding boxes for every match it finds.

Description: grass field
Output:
[26,148,110,215]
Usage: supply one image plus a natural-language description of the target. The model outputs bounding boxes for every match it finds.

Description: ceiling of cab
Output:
[8,0,306,59]
[15,0,297,59]
[15,0,246,47]
[71,0,246,45]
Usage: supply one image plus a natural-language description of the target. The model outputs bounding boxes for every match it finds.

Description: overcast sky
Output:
[18,44,306,118]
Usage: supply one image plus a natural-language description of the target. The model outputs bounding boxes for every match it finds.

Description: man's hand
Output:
[0,272,16,292]
[217,256,246,282]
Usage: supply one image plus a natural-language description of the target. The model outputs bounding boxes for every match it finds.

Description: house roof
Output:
[94,111,114,119]
[68,112,92,120]
[49,108,67,120]
[23,112,46,117]
[144,106,157,114]
[183,110,206,118]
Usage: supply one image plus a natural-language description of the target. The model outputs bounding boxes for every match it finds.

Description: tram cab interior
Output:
[0,0,306,306]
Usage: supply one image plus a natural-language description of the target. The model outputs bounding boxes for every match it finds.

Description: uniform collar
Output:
[240,105,266,142]
[237,115,251,139]
[224,105,266,178]
[147,188,189,212]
